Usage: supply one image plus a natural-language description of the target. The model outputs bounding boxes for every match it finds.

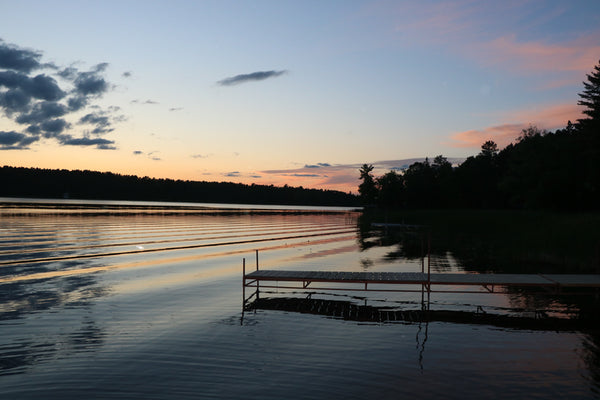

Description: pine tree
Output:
[577,59,600,125]
[358,164,377,205]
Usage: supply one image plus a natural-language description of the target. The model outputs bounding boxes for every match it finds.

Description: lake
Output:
[1,200,598,399]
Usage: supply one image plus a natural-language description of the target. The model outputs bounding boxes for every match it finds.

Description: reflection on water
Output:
[245,295,598,331]
[1,207,599,399]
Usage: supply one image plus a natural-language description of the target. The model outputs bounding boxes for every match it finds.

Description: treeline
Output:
[0,166,358,207]
[359,60,600,211]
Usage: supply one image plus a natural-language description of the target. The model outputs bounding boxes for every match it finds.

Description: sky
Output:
[1,0,599,194]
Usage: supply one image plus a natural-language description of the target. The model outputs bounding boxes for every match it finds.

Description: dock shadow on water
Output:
[1,203,600,399]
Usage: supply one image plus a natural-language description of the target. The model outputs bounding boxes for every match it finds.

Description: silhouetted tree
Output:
[358,164,377,205]
[577,58,600,127]
[403,158,436,207]
[480,140,499,158]
[455,141,504,208]
[376,170,404,208]
[431,155,455,207]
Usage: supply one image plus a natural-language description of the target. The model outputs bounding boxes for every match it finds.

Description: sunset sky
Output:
[1,1,599,194]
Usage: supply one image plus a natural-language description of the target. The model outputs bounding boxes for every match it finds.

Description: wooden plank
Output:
[540,274,600,287]
[245,270,600,289]
[428,273,552,286]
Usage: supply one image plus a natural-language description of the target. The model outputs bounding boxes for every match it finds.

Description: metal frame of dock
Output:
[242,251,600,310]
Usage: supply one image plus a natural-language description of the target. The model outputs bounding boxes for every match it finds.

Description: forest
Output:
[359,60,600,211]
[0,166,358,207]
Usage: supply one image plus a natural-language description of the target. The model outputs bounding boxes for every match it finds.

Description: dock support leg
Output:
[255,250,260,300]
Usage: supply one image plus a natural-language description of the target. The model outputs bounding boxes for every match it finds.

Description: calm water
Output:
[1,202,598,399]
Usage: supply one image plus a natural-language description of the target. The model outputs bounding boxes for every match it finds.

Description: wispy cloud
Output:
[448,102,584,148]
[388,2,600,87]
[217,70,288,86]
[304,163,331,168]
[131,99,159,105]
[470,33,600,76]
[147,151,161,161]
[191,153,211,159]
[0,38,123,150]
[449,124,525,149]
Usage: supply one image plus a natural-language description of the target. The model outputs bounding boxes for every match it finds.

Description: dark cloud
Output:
[217,70,287,86]
[0,88,30,113]
[122,71,132,78]
[57,66,78,80]
[67,95,88,111]
[0,39,122,150]
[41,118,70,135]
[0,40,42,73]
[0,71,65,104]
[169,107,183,112]
[0,130,36,147]
[15,101,67,124]
[224,171,241,177]
[79,112,114,134]
[289,173,321,177]
[304,163,332,168]
[59,135,116,149]
[74,71,108,96]
[30,74,65,100]
[133,150,143,155]
[25,125,41,135]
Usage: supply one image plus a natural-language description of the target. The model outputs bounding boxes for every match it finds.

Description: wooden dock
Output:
[243,264,600,309]
[244,269,600,291]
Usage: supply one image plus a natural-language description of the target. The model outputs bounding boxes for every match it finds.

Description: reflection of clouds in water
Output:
[0,273,109,376]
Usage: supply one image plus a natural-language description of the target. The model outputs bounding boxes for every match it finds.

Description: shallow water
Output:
[1,208,599,399]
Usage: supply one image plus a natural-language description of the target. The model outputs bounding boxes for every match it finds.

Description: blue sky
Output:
[1,1,599,193]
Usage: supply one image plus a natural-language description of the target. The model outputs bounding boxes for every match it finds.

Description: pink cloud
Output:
[474,33,600,75]
[449,124,525,148]
[449,102,585,148]
[506,103,584,128]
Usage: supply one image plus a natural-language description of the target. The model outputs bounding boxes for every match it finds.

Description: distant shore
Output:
[0,197,361,215]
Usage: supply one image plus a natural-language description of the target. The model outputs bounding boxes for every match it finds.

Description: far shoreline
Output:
[0,196,362,215]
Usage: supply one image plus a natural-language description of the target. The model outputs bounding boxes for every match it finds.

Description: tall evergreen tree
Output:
[358,164,377,205]
[577,59,600,126]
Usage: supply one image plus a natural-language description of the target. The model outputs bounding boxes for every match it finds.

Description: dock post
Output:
[427,231,431,278]
[421,233,426,310]
[255,250,260,300]
[242,258,246,310]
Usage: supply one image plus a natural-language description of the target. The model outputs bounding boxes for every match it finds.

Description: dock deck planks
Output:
[244,270,600,289]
